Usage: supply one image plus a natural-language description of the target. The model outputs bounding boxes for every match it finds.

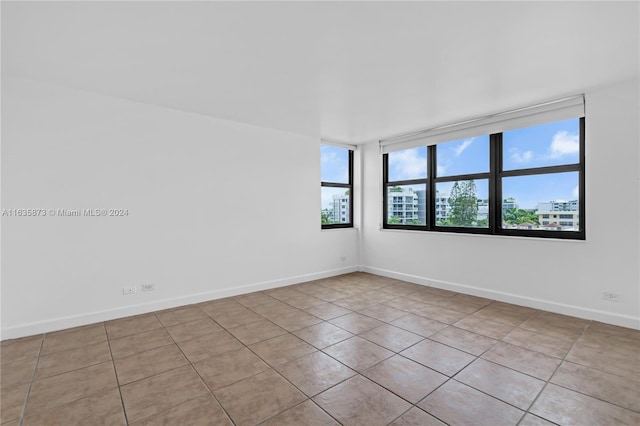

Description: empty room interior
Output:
[1,1,639,425]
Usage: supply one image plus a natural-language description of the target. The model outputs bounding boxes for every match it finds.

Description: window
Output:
[321,144,353,228]
[381,96,585,239]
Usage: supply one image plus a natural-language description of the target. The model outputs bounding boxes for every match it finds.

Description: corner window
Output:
[381,101,585,240]
[321,145,353,228]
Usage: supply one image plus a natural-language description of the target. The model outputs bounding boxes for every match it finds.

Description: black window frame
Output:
[382,117,585,240]
[321,147,354,229]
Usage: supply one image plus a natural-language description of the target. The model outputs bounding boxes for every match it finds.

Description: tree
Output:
[448,180,478,226]
[503,208,539,225]
[388,216,401,224]
[321,209,334,224]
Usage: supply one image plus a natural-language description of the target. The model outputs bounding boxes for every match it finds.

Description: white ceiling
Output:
[2,1,638,143]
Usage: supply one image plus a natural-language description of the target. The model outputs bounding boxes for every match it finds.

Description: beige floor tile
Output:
[566,332,640,377]
[227,319,287,345]
[429,326,497,356]
[455,358,545,409]
[418,380,524,425]
[435,298,485,314]
[405,290,449,305]
[263,400,339,425]
[210,308,265,329]
[177,329,244,363]
[26,361,118,414]
[588,321,640,339]
[106,314,162,340]
[193,347,269,391]
[323,336,393,372]
[250,300,299,319]
[400,339,475,376]
[1,357,37,389]
[41,323,107,355]
[35,340,111,380]
[550,361,640,411]
[405,303,467,324]
[131,394,232,425]
[481,342,561,381]
[390,314,448,337]
[155,306,208,327]
[519,316,586,342]
[389,407,445,425]
[109,328,173,359]
[215,369,305,425]
[198,299,246,317]
[359,325,424,352]
[234,291,276,308]
[0,383,29,424]
[503,328,573,358]
[249,334,316,367]
[0,335,43,365]
[114,344,188,385]
[293,322,353,349]
[313,375,411,426]
[282,293,325,310]
[471,303,535,326]
[304,302,352,321]
[297,286,350,302]
[276,351,355,397]
[332,295,376,311]
[518,413,557,425]
[329,313,384,334]
[357,304,409,322]
[389,407,446,426]
[453,315,515,339]
[270,310,323,332]
[364,355,447,403]
[164,317,222,343]
[530,383,640,425]
[120,365,208,423]
[22,388,125,426]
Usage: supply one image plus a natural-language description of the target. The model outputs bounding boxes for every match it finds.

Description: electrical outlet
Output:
[122,286,136,295]
[602,291,619,301]
[142,283,155,292]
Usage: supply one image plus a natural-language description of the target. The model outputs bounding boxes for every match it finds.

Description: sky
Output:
[321,118,581,210]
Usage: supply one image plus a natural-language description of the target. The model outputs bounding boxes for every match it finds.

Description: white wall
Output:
[361,77,640,329]
[1,78,359,339]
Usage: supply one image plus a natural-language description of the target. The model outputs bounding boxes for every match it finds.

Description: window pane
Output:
[321,186,350,224]
[321,145,349,183]
[435,179,489,228]
[502,172,579,231]
[503,118,580,170]
[388,147,427,181]
[436,135,489,177]
[386,184,426,225]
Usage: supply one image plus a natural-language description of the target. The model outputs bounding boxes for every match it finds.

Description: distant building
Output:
[536,200,579,230]
[332,193,350,223]
[388,187,421,224]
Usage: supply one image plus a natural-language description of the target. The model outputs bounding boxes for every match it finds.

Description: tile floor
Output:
[1,272,639,425]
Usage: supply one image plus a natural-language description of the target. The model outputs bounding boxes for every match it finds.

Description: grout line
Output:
[18,335,45,426]
[104,321,130,425]
[156,310,238,426]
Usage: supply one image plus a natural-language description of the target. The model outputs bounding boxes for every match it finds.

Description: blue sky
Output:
[321,118,580,210]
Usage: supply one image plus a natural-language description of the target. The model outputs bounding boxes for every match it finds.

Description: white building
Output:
[536,200,579,230]
[388,187,422,224]
[332,194,350,224]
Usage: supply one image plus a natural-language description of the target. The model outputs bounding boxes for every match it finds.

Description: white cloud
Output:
[550,131,579,158]
[510,149,534,164]
[389,148,426,180]
[572,185,579,199]
[455,138,474,156]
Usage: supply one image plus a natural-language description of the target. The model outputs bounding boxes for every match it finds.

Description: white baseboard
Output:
[362,265,640,330]
[0,265,359,340]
